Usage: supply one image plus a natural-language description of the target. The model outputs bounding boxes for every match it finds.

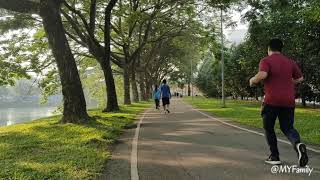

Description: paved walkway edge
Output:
[131,109,150,180]
[191,106,320,154]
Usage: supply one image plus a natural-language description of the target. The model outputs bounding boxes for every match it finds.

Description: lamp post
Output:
[191,58,194,103]
[220,6,226,108]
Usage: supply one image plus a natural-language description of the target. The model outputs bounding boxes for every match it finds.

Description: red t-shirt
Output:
[259,54,302,107]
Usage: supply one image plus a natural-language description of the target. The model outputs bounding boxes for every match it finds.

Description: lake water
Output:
[0,107,57,126]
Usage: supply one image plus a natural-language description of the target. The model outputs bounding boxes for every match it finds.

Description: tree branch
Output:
[61,10,88,44]
[89,0,97,36]
[111,36,124,47]
[111,52,124,67]
[63,1,92,39]
[73,52,95,59]
[65,30,87,47]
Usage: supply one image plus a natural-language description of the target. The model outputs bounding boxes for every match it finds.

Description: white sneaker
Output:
[296,143,308,167]
[265,155,282,165]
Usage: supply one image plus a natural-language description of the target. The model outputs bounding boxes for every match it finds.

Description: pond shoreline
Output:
[0,106,57,126]
[0,103,99,126]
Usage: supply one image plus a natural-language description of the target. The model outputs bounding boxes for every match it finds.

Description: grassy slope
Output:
[0,102,151,179]
[184,97,320,145]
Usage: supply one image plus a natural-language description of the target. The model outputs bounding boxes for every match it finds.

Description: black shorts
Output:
[162,97,170,106]
[155,99,160,107]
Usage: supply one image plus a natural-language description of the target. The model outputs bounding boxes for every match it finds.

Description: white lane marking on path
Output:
[131,109,150,180]
[193,108,320,154]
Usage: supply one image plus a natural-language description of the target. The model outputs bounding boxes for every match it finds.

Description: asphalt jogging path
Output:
[102,98,320,180]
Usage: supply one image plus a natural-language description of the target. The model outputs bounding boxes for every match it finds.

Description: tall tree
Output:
[61,0,120,111]
[111,0,200,103]
[110,0,161,104]
[104,0,120,111]
[242,0,320,106]
[0,0,90,123]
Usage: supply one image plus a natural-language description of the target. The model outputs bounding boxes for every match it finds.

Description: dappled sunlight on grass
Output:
[184,97,320,145]
[0,102,151,179]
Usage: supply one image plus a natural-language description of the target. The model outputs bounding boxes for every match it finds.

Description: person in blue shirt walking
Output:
[153,85,161,110]
[160,79,171,113]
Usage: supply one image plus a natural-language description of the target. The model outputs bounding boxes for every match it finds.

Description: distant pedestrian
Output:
[153,85,161,110]
[160,79,171,114]
[249,38,308,167]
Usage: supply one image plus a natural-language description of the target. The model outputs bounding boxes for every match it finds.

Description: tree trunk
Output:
[188,82,191,96]
[102,0,119,112]
[302,97,306,107]
[138,72,147,101]
[131,67,139,102]
[148,85,153,99]
[123,65,131,104]
[145,73,152,100]
[146,80,152,100]
[100,61,119,112]
[39,0,89,123]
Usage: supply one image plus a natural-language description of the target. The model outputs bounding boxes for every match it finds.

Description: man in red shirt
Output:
[249,39,308,167]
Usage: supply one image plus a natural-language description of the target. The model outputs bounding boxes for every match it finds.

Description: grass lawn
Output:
[184,96,320,145]
[0,102,151,179]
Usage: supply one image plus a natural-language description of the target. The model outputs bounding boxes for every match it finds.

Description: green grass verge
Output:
[184,97,320,145]
[0,102,151,179]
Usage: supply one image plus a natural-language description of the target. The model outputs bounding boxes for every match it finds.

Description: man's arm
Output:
[249,71,268,87]
[292,62,303,84]
[250,59,269,87]
[293,77,304,84]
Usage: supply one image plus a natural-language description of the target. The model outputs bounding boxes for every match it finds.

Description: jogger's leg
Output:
[156,99,160,109]
[162,98,166,111]
[262,104,279,157]
[278,107,301,151]
[278,107,308,166]
[166,104,170,113]
[167,99,170,112]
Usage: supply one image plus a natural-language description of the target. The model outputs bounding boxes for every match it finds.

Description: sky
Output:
[225,9,249,45]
